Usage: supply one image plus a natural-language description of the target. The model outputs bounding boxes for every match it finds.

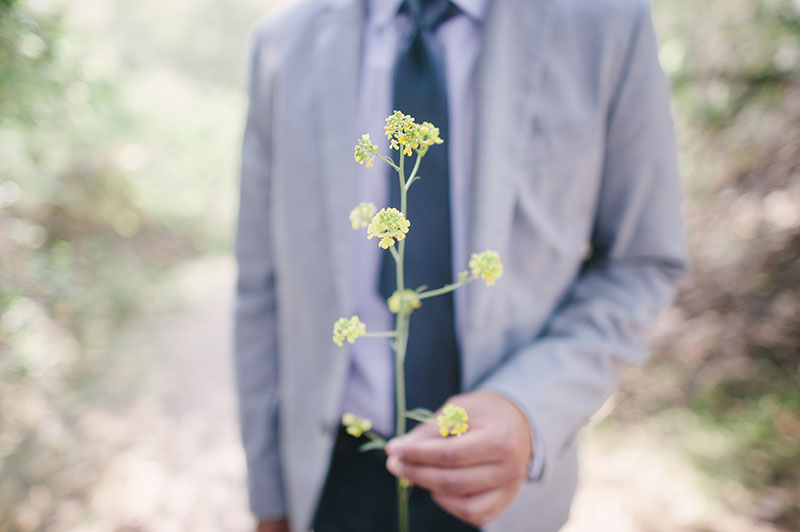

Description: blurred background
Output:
[0,0,798,530]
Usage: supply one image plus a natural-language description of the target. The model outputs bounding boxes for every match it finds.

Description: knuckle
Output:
[496,437,515,455]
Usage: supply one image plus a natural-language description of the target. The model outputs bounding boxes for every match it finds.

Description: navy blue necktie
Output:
[380,0,460,415]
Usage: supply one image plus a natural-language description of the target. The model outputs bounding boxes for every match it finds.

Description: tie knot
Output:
[400,0,458,32]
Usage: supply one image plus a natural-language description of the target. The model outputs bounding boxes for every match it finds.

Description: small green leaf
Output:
[359,440,386,453]
[405,408,435,422]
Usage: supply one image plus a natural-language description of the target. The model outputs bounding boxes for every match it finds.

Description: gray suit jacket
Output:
[234,0,687,530]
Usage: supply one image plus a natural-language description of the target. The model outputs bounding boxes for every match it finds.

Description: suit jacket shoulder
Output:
[548,0,654,54]
[520,0,658,134]
[554,0,651,20]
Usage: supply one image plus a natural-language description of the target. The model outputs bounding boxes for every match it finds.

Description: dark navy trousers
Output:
[313,428,479,532]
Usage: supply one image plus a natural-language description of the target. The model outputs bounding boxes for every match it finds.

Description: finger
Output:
[387,394,476,449]
[387,429,505,467]
[432,487,513,528]
[385,456,522,496]
[393,417,440,443]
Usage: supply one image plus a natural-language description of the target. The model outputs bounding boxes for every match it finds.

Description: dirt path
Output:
[79,257,251,532]
[79,256,783,532]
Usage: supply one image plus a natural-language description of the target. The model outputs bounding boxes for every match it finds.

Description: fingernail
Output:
[386,455,402,476]
[385,439,403,457]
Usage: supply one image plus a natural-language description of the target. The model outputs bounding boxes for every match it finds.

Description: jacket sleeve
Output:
[234,26,286,519]
[477,2,688,482]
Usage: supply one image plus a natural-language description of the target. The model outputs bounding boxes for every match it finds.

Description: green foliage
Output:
[0,1,188,339]
[658,0,799,127]
[0,1,61,121]
[103,0,265,89]
[621,1,800,525]
[0,0,237,526]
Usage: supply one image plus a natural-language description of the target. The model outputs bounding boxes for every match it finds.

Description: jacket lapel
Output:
[315,0,364,315]
[465,0,554,347]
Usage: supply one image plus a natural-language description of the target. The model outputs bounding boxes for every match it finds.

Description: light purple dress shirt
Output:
[341,0,544,479]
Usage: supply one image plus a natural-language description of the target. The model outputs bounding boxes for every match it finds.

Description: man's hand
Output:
[256,518,289,532]
[385,391,533,527]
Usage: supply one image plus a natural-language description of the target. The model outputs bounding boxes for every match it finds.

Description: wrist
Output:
[257,517,289,532]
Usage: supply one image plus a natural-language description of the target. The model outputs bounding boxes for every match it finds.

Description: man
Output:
[234,0,686,530]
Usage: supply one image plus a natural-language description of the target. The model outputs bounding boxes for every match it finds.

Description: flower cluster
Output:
[342,413,373,438]
[367,207,411,249]
[349,202,376,230]
[387,289,422,314]
[384,110,443,157]
[469,250,504,286]
[437,403,469,437]
[332,315,366,346]
[354,134,378,167]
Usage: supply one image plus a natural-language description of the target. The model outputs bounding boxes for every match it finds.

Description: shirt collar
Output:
[368,0,489,30]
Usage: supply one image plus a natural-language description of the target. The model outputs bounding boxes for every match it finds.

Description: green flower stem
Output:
[398,480,410,532]
[404,410,434,424]
[376,153,400,172]
[399,151,407,216]
[393,310,411,532]
[364,431,388,446]
[363,331,398,339]
[394,311,410,437]
[396,241,406,295]
[396,152,407,296]
[404,154,423,193]
[389,245,401,264]
[417,277,477,301]
[394,150,411,532]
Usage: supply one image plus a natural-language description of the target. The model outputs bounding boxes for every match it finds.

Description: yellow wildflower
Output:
[367,207,410,249]
[354,133,378,167]
[384,111,443,157]
[387,289,422,314]
[349,202,376,230]
[469,250,503,286]
[437,403,469,437]
[385,110,415,141]
[332,315,367,346]
[342,413,373,438]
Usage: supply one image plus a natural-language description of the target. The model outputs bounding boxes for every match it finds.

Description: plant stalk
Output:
[417,278,475,300]
[397,478,410,532]
[392,151,413,532]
